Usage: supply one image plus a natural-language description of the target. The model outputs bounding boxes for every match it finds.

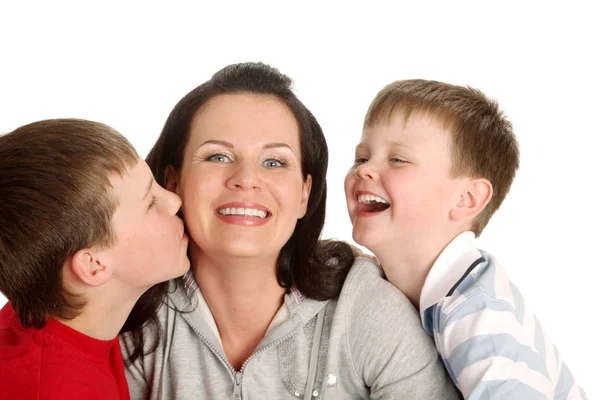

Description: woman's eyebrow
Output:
[195,140,296,155]
[198,139,234,148]
[263,142,294,153]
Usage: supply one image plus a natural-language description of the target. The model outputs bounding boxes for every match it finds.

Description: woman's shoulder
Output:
[346,256,384,280]
[334,256,425,338]
[333,257,454,394]
[342,256,416,312]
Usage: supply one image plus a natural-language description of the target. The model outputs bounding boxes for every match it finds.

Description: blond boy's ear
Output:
[68,248,112,287]
[450,178,493,222]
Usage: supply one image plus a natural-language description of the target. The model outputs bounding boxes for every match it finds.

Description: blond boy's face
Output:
[344,110,468,253]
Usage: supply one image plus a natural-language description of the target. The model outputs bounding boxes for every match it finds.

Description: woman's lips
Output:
[215,202,271,226]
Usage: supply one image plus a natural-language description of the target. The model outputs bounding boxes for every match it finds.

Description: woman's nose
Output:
[226,162,261,191]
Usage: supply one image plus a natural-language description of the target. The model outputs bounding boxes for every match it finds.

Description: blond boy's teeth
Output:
[217,207,268,218]
[358,194,389,204]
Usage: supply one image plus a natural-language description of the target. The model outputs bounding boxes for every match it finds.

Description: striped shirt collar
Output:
[419,231,481,321]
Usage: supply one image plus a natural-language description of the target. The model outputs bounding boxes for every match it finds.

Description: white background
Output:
[1,1,597,397]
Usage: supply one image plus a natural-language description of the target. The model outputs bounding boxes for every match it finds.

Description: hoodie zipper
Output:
[233,371,243,399]
[191,321,300,399]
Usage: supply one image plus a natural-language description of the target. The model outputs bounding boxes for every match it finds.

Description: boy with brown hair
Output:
[0,119,190,399]
[344,80,586,399]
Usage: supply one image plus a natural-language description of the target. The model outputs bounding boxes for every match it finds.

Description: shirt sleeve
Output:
[434,290,587,400]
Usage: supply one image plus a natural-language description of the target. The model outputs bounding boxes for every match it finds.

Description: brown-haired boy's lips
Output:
[177,218,188,241]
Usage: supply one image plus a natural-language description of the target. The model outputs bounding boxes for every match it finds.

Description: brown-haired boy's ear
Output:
[450,178,493,222]
[164,165,179,194]
[68,248,112,287]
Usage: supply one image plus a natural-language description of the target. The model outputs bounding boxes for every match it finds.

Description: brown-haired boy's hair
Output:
[364,79,520,235]
[0,119,138,328]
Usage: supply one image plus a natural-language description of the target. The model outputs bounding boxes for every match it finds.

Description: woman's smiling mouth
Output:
[215,202,272,225]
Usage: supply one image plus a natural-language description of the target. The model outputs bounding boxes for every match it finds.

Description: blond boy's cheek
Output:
[343,189,355,218]
[343,173,355,198]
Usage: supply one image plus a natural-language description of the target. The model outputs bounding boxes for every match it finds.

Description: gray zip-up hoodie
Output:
[121,257,459,399]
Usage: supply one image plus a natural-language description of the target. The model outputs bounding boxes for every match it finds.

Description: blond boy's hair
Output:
[364,79,519,235]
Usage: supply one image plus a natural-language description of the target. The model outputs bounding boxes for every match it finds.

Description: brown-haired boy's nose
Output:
[165,189,183,215]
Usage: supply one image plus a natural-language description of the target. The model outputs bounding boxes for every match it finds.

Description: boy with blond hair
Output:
[0,119,190,399]
[344,80,586,399]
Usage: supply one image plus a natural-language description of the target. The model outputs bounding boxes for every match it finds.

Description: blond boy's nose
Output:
[356,163,376,180]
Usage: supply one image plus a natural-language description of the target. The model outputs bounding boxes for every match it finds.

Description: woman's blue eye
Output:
[208,154,232,163]
[263,159,285,168]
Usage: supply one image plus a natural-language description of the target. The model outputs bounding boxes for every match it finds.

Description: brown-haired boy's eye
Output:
[147,196,157,211]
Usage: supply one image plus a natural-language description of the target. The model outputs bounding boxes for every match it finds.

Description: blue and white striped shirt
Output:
[420,232,587,399]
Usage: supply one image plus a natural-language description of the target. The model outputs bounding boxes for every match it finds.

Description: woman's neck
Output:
[191,249,286,370]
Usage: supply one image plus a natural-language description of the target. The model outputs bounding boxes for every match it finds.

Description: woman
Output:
[121,62,458,399]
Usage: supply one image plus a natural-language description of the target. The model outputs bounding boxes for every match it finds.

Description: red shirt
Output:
[0,303,130,400]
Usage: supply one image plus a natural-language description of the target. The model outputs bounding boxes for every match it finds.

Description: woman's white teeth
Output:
[218,207,268,218]
[358,194,389,204]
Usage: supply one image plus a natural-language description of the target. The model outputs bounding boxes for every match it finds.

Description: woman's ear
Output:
[298,174,312,219]
[450,178,493,221]
[164,165,179,194]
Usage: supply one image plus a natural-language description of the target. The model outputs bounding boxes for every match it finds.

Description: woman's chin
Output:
[203,241,280,261]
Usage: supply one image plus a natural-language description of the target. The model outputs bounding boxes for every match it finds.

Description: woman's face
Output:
[168,93,312,261]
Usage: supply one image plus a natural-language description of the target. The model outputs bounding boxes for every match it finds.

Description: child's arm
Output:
[433,290,587,399]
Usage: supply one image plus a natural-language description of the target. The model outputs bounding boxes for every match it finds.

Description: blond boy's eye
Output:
[354,158,368,164]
